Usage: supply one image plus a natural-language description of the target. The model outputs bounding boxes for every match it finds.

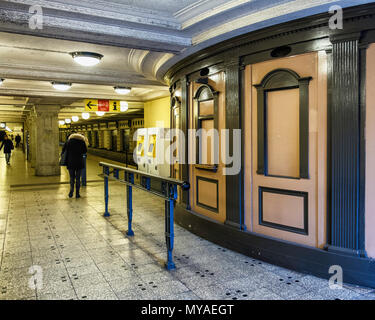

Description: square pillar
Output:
[328,32,366,257]
[34,105,61,176]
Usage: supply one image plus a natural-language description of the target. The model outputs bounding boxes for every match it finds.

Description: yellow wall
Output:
[144,96,170,128]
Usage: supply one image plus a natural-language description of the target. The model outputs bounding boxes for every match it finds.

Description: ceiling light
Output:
[82,112,90,120]
[96,111,105,116]
[72,116,79,122]
[0,123,6,128]
[0,79,4,85]
[70,52,103,67]
[120,101,129,112]
[5,126,12,132]
[59,120,65,125]
[114,86,131,95]
[65,119,71,124]
[52,82,71,91]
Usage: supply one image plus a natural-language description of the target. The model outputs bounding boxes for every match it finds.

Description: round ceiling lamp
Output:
[72,116,79,122]
[65,118,72,124]
[96,111,105,116]
[82,112,90,120]
[70,52,103,67]
[114,86,131,95]
[52,82,71,91]
[59,120,65,125]
[0,123,6,128]
[120,101,129,112]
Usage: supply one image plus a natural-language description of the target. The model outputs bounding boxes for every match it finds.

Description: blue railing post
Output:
[165,183,177,270]
[103,166,110,217]
[81,154,87,187]
[126,172,134,236]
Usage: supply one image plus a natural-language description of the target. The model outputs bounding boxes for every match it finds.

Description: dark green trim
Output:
[254,69,312,179]
[193,83,219,165]
[180,77,189,208]
[328,32,364,256]
[225,59,243,229]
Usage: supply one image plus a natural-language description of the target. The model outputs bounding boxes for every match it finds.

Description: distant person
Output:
[61,132,87,198]
[15,134,21,148]
[0,135,14,165]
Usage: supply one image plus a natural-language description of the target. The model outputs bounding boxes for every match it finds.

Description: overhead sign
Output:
[84,99,121,112]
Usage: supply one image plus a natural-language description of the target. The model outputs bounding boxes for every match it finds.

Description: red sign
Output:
[98,100,110,111]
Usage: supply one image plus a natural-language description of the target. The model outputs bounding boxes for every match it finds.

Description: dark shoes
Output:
[76,193,80,198]
[69,191,73,198]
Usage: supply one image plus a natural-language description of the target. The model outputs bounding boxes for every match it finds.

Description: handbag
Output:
[59,149,68,166]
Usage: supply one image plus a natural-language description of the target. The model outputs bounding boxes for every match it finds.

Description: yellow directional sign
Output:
[84,99,98,112]
[84,99,122,112]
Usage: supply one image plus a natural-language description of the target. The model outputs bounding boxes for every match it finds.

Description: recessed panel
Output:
[267,88,300,178]
[201,119,214,165]
[199,100,214,116]
[262,192,304,229]
[259,187,308,235]
[197,177,218,212]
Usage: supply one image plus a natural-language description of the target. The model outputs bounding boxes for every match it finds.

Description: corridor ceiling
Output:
[0,0,373,123]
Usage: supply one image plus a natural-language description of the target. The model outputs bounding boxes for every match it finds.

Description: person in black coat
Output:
[0,135,14,165]
[15,134,21,147]
[62,133,88,198]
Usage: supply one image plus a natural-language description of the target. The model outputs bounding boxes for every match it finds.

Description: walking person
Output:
[61,132,87,198]
[15,134,21,148]
[0,135,14,165]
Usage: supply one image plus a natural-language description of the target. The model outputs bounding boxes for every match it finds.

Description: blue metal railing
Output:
[99,161,190,270]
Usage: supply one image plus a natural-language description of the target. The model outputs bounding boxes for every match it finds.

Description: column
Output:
[104,130,111,150]
[117,129,122,152]
[224,58,244,230]
[29,113,37,168]
[34,105,61,176]
[99,131,104,148]
[328,32,366,256]
[92,131,97,148]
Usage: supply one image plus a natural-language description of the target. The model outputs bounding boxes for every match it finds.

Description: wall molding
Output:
[258,187,309,236]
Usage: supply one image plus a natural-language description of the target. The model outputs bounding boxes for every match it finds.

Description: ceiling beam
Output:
[0,1,191,53]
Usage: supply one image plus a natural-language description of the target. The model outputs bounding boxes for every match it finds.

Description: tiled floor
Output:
[0,149,375,300]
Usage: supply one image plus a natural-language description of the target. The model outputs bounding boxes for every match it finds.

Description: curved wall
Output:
[165,3,375,288]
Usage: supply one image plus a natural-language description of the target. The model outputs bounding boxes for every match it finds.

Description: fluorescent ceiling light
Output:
[5,127,12,132]
[96,111,105,116]
[114,86,131,95]
[82,112,90,120]
[71,52,103,67]
[52,82,71,91]
[65,119,71,124]
[72,116,79,122]
[59,120,65,125]
[120,101,129,112]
